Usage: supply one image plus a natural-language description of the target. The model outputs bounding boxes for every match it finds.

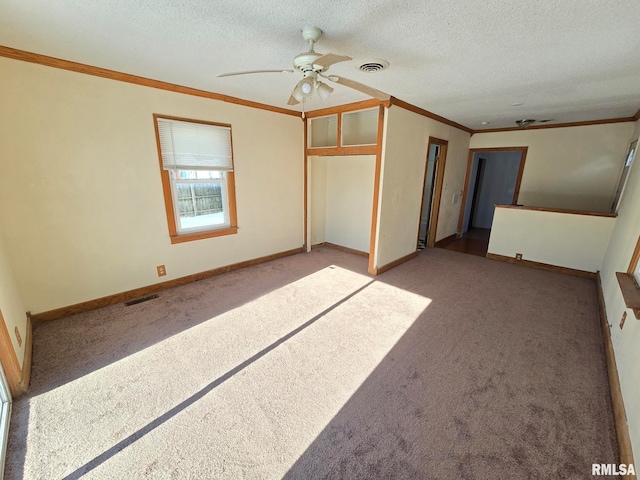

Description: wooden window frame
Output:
[611,139,637,213]
[616,234,640,320]
[153,114,238,244]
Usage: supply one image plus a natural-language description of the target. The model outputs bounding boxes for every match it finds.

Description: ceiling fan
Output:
[515,118,553,128]
[217,26,390,107]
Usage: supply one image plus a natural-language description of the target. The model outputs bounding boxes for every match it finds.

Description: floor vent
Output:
[124,294,159,306]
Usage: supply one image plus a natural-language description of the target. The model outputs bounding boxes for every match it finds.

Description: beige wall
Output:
[0,230,26,369]
[469,123,634,212]
[0,57,303,314]
[309,155,375,253]
[309,157,327,247]
[374,106,471,268]
[600,119,640,458]
[488,207,615,273]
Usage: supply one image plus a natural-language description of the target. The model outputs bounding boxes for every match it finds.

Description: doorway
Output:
[417,137,448,250]
[455,147,527,255]
[0,362,11,478]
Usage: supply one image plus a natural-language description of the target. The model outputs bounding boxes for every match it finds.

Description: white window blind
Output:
[157,118,233,171]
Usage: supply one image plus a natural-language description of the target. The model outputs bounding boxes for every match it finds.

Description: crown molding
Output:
[0,45,301,117]
[389,97,473,134]
[305,98,387,118]
[473,116,636,134]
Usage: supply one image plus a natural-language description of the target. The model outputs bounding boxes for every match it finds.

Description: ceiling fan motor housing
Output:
[293,52,323,73]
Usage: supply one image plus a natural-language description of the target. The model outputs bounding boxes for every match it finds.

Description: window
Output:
[154,115,238,243]
[611,139,637,213]
[0,361,10,475]
[631,236,640,286]
[617,234,640,320]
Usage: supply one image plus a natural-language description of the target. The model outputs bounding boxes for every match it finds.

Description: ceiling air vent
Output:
[358,59,389,72]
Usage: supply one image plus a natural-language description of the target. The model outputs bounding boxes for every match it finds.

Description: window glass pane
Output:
[174,170,223,180]
[634,264,640,286]
[611,140,637,213]
[172,170,228,232]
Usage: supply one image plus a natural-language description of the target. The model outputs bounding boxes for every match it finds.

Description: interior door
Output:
[421,145,439,241]
[417,137,449,249]
[458,148,527,234]
[0,363,11,480]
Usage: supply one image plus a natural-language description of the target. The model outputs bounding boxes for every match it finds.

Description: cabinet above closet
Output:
[307,107,380,155]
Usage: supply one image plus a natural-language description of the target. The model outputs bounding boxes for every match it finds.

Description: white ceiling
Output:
[1,0,640,130]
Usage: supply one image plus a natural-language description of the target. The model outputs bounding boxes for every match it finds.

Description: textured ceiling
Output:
[1,0,640,129]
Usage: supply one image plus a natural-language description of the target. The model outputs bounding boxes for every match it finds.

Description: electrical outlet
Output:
[620,311,627,329]
[157,265,166,277]
[515,253,523,260]
[14,326,22,347]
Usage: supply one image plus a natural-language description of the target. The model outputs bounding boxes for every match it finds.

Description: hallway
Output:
[436,228,490,257]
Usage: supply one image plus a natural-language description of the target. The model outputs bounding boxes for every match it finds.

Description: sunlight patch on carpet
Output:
[22,265,431,478]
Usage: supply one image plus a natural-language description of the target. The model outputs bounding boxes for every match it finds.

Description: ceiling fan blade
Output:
[217,69,294,78]
[326,75,390,101]
[312,53,352,70]
[287,83,301,105]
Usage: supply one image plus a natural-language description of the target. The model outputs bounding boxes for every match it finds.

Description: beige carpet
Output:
[6,247,617,479]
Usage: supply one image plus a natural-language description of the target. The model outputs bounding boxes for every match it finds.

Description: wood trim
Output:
[31,247,304,322]
[389,97,473,134]
[369,251,418,276]
[0,46,300,117]
[306,145,377,156]
[313,242,369,258]
[486,253,596,278]
[336,110,343,149]
[596,273,637,478]
[153,114,240,244]
[634,108,640,122]
[0,309,27,397]
[434,233,457,248]
[627,234,640,275]
[512,147,528,204]
[474,117,635,134]
[368,106,385,273]
[495,204,617,218]
[464,146,530,153]
[427,137,448,248]
[226,171,238,228]
[416,147,432,249]
[20,313,32,393]
[305,99,385,118]
[615,272,640,320]
[153,117,179,237]
[303,117,309,250]
[169,226,238,244]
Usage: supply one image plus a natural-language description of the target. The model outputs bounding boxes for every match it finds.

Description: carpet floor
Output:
[5,247,617,479]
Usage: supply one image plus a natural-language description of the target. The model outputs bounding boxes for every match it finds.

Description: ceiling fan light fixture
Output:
[316,81,333,100]
[293,78,314,102]
[300,80,313,95]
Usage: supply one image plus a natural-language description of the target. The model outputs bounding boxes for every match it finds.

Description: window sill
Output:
[170,226,238,244]
[615,272,640,320]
